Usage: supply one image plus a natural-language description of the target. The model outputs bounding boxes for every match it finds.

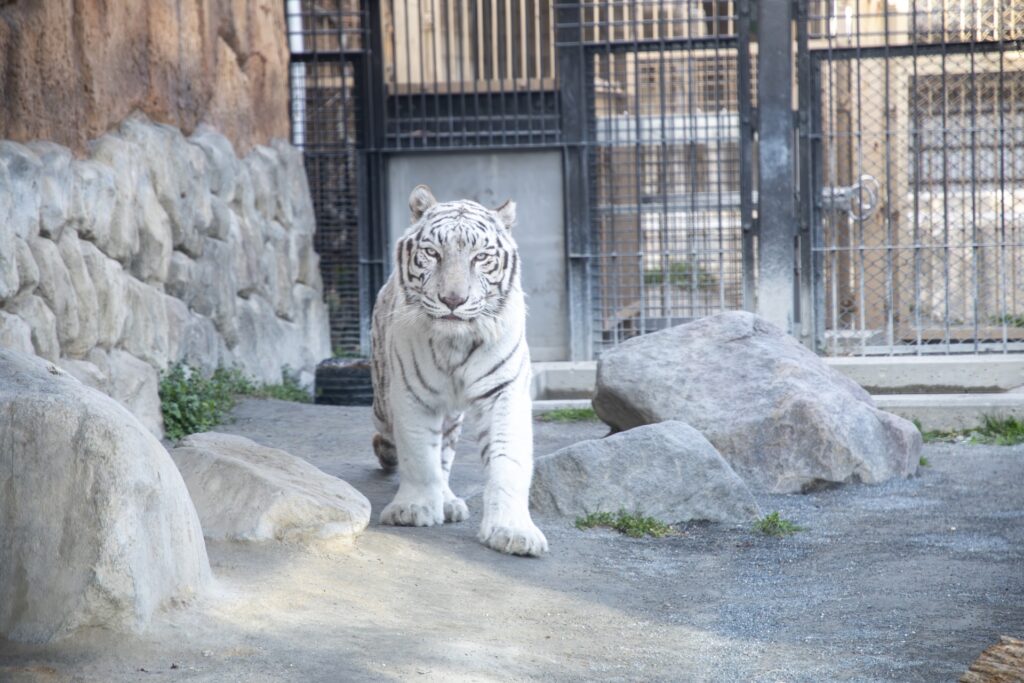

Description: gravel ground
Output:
[2,398,1022,682]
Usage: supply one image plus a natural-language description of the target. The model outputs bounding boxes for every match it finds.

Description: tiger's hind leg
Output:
[440,412,469,522]
[373,432,398,471]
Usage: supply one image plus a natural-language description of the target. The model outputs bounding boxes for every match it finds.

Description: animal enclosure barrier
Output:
[286,0,1024,359]
[800,0,1024,355]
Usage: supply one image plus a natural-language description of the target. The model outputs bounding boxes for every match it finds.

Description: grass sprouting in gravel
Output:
[913,416,1024,446]
[160,364,311,441]
[575,510,673,538]
[753,511,803,537]
[537,406,599,422]
[919,456,930,467]
[973,415,1024,445]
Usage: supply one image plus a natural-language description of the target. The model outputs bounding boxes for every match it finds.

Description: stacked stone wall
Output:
[0,115,332,436]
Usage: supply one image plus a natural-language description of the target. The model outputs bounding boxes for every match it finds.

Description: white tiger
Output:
[370,185,548,557]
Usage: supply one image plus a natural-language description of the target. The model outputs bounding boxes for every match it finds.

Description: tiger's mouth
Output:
[439,314,467,322]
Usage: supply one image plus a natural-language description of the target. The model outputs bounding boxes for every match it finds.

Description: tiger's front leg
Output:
[379,398,446,527]
[473,376,548,556]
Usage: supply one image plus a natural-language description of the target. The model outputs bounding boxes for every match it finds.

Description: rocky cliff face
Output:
[0,0,289,156]
[0,114,332,437]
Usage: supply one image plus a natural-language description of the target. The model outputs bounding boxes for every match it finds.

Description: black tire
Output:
[315,358,374,406]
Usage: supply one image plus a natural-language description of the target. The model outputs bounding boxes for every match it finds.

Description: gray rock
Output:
[80,241,129,349]
[29,141,73,240]
[192,237,239,345]
[14,237,40,297]
[530,421,761,524]
[0,349,210,643]
[88,134,142,264]
[57,357,109,392]
[130,180,174,283]
[28,236,79,352]
[191,125,239,202]
[121,276,170,369]
[69,158,118,245]
[0,165,19,302]
[8,295,59,361]
[171,432,371,545]
[165,249,196,304]
[272,138,315,235]
[0,311,34,354]
[593,312,922,493]
[106,349,165,438]
[229,213,263,297]
[119,116,210,257]
[56,230,100,357]
[0,141,42,240]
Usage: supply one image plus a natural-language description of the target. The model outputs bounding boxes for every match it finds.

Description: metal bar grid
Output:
[802,0,1024,356]
[558,2,754,354]
[379,0,561,150]
[285,0,367,355]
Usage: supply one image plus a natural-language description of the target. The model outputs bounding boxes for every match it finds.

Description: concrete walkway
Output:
[2,398,1022,682]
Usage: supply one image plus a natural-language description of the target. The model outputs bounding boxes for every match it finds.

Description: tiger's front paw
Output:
[380,495,444,526]
[479,518,548,557]
[443,495,469,523]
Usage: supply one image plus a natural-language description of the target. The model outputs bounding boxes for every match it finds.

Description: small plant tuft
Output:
[643,261,718,290]
[919,456,930,467]
[159,364,311,441]
[913,414,1024,445]
[537,406,599,423]
[575,510,673,538]
[753,511,803,537]
[972,415,1024,445]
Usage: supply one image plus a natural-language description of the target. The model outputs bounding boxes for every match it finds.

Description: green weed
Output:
[536,407,599,423]
[919,456,930,467]
[913,416,1024,445]
[973,415,1024,446]
[159,364,311,441]
[753,511,803,537]
[643,261,718,290]
[575,510,673,538]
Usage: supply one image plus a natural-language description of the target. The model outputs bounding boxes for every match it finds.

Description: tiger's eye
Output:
[473,252,489,262]
[424,247,440,259]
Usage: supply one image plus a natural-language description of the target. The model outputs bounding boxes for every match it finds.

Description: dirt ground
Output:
[2,398,1022,682]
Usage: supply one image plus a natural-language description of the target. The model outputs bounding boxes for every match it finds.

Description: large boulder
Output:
[171,433,371,546]
[0,349,211,643]
[593,312,921,493]
[531,421,761,524]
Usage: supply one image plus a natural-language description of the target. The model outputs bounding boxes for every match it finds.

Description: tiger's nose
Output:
[440,293,468,311]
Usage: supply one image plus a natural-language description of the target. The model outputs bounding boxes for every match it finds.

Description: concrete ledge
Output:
[826,355,1024,393]
[532,398,592,414]
[532,356,1024,399]
[875,393,1024,432]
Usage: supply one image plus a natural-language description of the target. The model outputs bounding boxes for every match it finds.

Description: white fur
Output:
[371,193,547,557]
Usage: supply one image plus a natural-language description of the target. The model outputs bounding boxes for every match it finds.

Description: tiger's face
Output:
[395,186,520,325]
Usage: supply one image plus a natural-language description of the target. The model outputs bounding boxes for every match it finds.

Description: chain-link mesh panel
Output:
[580,2,754,354]
[806,0,1024,355]
[286,1,365,355]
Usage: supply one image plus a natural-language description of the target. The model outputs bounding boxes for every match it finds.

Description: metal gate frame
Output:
[796,1,1024,356]
[558,1,758,358]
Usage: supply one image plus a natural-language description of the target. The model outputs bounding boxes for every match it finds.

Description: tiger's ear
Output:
[409,185,437,222]
[495,199,516,231]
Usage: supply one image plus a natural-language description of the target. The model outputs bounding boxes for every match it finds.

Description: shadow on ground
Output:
[2,398,1022,682]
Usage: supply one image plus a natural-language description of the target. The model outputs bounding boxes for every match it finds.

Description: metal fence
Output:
[286,0,1024,359]
[799,0,1024,355]
[562,1,755,353]
[285,0,367,355]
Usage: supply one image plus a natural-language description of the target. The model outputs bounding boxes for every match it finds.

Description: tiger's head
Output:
[395,185,521,326]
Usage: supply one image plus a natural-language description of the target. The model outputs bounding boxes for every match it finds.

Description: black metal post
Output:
[361,0,388,356]
[756,0,798,333]
[556,2,592,360]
